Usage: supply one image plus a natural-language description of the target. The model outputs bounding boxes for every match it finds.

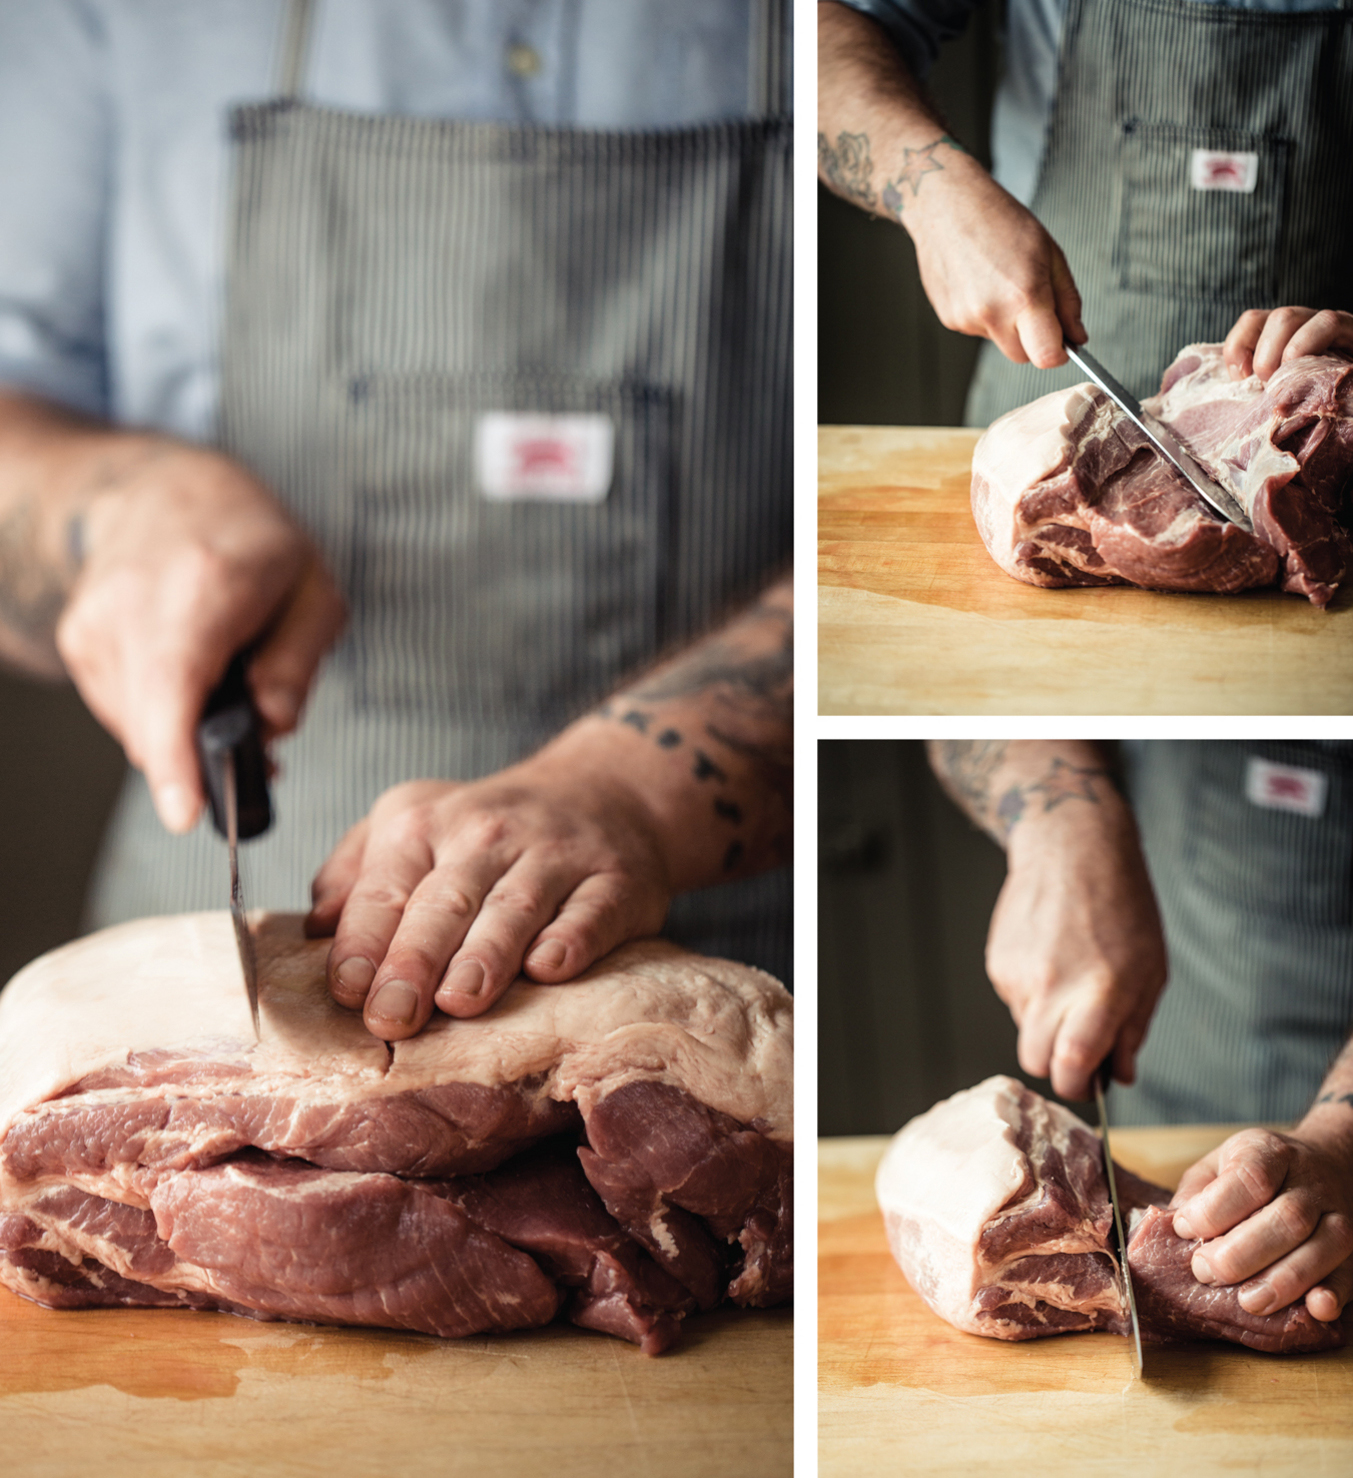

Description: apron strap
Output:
[751,0,791,117]
[277,0,316,102]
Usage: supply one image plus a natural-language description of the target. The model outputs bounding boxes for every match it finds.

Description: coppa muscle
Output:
[971,345,1353,607]
[877,1076,1342,1354]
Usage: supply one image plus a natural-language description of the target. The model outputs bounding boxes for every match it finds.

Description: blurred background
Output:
[818,738,1086,1136]
[818,3,1001,427]
[0,671,124,986]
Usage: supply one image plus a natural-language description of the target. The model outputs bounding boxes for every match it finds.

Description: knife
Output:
[194,653,272,1035]
[1063,341,1253,533]
[1095,1061,1144,1379]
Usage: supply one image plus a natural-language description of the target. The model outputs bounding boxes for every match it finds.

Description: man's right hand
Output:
[817,1,1085,370]
[53,434,345,832]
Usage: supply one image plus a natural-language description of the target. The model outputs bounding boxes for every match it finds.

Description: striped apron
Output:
[966,0,1353,427]
[1113,740,1353,1125]
[86,1,794,985]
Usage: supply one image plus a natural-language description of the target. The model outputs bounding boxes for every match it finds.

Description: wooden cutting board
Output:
[0,1292,790,1477]
[819,425,1353,715]
[820,1131,1353,1477]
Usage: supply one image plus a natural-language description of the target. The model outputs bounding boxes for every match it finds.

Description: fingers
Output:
[1226,1211,1353,1317]
[1170,1149,1220,1210]
[523,870,667,985]
[248,559,347,738]
[1223,307,1268,381]
[1306,1258,1353,1322]
[1221,305,1353,383]
[307,819,369,937]
[1279,307,1353,367]
[1171,1129,1291,1240]
[1252,306,1317,383]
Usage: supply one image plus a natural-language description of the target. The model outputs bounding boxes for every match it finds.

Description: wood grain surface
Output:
[0,1292,790,1477]
[818,425,1353,715]
[820,1131,1353,1476]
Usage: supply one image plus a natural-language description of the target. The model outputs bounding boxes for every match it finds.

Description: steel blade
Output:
[1096,1068,1144,1379]
[224,751,261,1037]
[1064,342,1253,532]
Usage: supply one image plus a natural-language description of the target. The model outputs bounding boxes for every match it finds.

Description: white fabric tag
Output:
[475,413,614,503]
[1190,149,1258,194]
[1244,756,1327,817]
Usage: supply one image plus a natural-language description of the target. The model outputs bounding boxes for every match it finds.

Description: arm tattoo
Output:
[931,741,1008,828]
[818,129,877,211]
[881,134,967,219]
[932,744,1113,844]
[0,500,77,644]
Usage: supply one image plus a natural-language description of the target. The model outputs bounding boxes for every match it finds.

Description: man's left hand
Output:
[1171,1126,1353,1322]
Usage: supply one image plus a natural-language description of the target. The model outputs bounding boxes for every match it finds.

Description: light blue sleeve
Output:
[825,0,985,80]
[0,0,111,417]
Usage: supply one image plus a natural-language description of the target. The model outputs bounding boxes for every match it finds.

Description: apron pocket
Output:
[1114,121,1288,302]
[1177,742,1353,929]
[346,371,671,725]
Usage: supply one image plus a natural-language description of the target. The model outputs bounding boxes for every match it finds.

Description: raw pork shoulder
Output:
[971,346,1353,607]
[0,914,792,1354]
[876,1076,1340,1355]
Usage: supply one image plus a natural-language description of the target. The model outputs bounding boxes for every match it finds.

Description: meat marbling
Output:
[0,913,792,1354]
[876,1076,1341,1355]
[971,346,1353,607]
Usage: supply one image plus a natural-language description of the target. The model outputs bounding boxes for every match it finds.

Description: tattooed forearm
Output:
[881,134,968,217]
[818,129,878,210]
[594,575,793,876]
[928,741,1116,845]
[0,498,79,648]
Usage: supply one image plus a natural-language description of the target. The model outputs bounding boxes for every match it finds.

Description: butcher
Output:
[0,2,793,1036]
[927,740,1353,1334]
[817,0,1353,423]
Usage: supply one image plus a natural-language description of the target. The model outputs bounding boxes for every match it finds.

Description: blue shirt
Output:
[837,0,1340,207]
[0,0,778,441]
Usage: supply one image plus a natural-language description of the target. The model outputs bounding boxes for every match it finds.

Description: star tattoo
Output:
[1027,758,1110,813]
[881,134,967,217]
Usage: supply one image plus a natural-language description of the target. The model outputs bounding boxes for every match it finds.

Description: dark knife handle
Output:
[195,653,273,841]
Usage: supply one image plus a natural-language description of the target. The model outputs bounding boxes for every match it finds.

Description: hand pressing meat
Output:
[927,741,1167,1102]
[1170,1036,1353,1325]
[308,577,792,1038]
[971,341,1353,606]
[1224,307,1353,384]
[877,1076,1343,1353]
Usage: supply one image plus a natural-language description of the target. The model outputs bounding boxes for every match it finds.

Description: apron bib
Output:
[966,0,1353,426]
[88,2,793,983]
[1115,740,1353,1125]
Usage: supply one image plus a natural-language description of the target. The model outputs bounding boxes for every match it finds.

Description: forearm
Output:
[817,1,973,221]
[0,390,167,674]
[533,573,793,895]
[926,740,1125,847]
[1299,1037,1353,1161]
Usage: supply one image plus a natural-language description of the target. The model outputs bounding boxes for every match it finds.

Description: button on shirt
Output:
[837,0,1342,208]
[0,0,778,441]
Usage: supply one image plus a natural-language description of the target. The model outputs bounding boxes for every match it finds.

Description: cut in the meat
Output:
[0,913,792,1355]
[876,1076,1342,1355]
[971,346,1353,607]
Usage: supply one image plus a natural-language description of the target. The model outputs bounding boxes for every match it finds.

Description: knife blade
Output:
[1095,1061,1144,1379]
[195,653,273,1036]
[1064,341,1253,533]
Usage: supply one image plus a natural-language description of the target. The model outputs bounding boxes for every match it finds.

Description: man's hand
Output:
[817,2,1084,369]
[307,762,673,1038]
[0,392,345,832]
[928,741,1167,1101]
[1171,1125,1353,1322]
[308,575,792,1038]
[1224,307,1353,382]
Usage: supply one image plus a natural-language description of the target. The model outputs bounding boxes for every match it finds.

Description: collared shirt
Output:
[836,0,1341,207]
[0,0,778,440]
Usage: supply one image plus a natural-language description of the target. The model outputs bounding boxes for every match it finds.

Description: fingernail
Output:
[527,940,567,971]
[1239,1283,1275,1315]
[1192,1253,1214,1284]
[368,980,419,1027]
[333,956,374,1000]
[1173,1214,1195,1239]
[444,959,486,998]
[156,783,200,834]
